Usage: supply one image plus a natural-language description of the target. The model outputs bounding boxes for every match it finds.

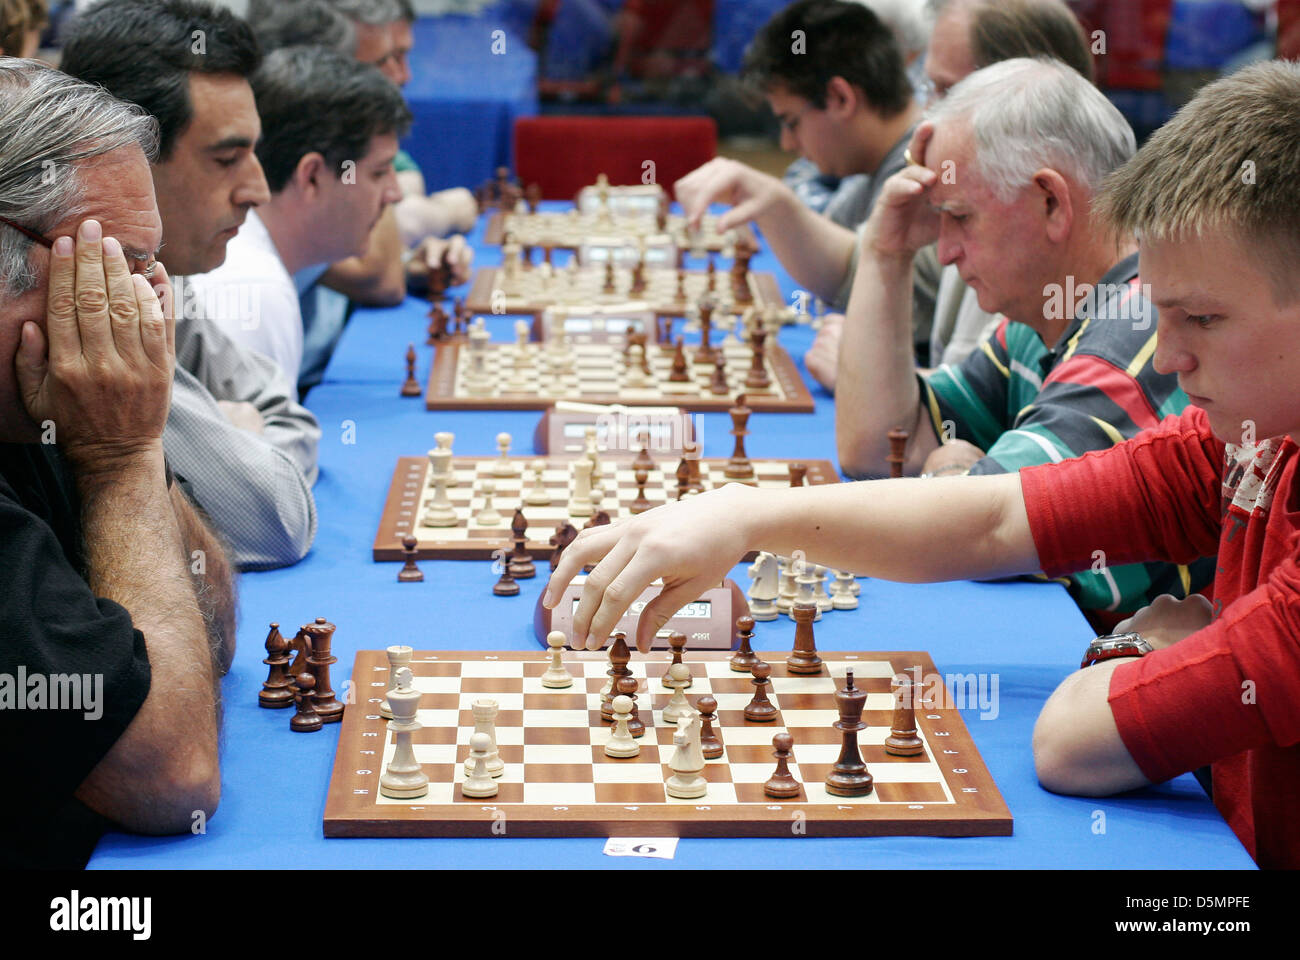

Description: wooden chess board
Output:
[323,650,1013,838]
[484,210,754,254]
[373,454,840,561]
[464,265,788,320]
[425,335,815,413]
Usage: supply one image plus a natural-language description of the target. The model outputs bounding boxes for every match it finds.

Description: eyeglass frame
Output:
[0,215,159,279]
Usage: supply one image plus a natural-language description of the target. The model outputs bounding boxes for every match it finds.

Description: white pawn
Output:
[776,556,796,613]
[541,630,573,688]
[380,668,428,799]
[492,432,518,477]
[832,569,859,609]
[525,460,551,506]
[604,695,640,758]
[476,478,502,526]
[813,564,833,614]
[661,662,693,724]
[665,713,707,799]
[464,699,504,778]
[462,732,498,798]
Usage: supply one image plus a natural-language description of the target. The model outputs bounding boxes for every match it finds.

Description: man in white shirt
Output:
[186,43,410,382]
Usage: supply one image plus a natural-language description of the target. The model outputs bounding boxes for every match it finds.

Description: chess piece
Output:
[461,732,499,798]
[492,558,520,596]
[787,603,823,674]
[548,520,578,572]
[696,694,723,760]
[258,622,295,708]
[743,660,778,722]
[825,671,874,797]
[887,427,908,479]
[661,662,693,724]
[380,667,429,799]
[729,615,761,672]
[632,432,656,473]
[475,479,502,526]
[831,569,859,610]
[674,456,690,500]
[400,343,422,396]
[709,353,728,395]
[525,460,551,505]
[788,462,808,487]
[492,432,519,477]
[507,507,535,578]
[465,699,505,778]
[379,644,413,720]
[303,617,343,723]
[398,534,424,582]
[615,676,645,738]
[885,674,925,757]
[665,713,707,799]
[600,633,633,708]
[724,395,755,480]
[694,301,715,365]
[745,326,771,390]
[668,338,690,382]
[763,732,802,799]
[421,445,457,527]
[776,556,797,613]
[663,631,690,689]
[541,630,574,688]
[791,564,822,622]
[605,696,640,758]
[433,431,458,486]
[289,671,322,732]
[812,565,833,613]
[630,467,651,514]
[567,459,595,517]
[746,552,779,622]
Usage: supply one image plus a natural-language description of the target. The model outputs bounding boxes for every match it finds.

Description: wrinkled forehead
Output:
[48,148,164,264]
[923,116,987,205]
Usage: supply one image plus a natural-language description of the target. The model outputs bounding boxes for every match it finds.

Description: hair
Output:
[742,0,912,116]
[926,0,1093,81]
[250,0,357,55]
[0,0,47,55]
[1096,60,1300,304]
[251,45,412,193]
[322,0,409,25]
[0,60,158,296]
[858,0,930,57]
[924,57,1133,204]
[59,0,261,163]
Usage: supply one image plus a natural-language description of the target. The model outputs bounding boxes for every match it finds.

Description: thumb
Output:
[634,576,714,653]
[716,197,764,234]
[14,321,49,413]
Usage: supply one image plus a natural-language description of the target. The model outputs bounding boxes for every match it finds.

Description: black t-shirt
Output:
[0,443,151,868]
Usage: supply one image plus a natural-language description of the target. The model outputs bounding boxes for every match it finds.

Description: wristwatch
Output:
[1081,632,1153,669]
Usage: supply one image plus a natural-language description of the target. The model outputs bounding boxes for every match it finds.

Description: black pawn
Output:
[763,732,801,799]
[398,534,423,582]
[743,660,778,722]
[729,615,760,673]
[290,672,323,732]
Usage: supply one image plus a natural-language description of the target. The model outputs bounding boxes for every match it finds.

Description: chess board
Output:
[373,454,840,561]
[484,210,755,254]
[323,650,1013,838]
[425,335,815,413]
[464,265,788,320]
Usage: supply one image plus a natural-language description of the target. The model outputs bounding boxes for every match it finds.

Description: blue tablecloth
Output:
[400,16,538,191]
[88,208,1254,870]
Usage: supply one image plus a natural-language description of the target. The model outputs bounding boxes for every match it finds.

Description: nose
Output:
[396,55,412,88]
[935,220,961,267]
[383,171,403,206]
[237,153,272,207]
[1152,314,1196,376]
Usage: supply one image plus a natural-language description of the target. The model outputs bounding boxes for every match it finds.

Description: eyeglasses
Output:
[0,215,158,279]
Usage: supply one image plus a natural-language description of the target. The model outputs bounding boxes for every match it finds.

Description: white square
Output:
[411,676,461,695]
[826,658,897,678]
[411,743,458,765]
[591,763,664,784]
[460,660,527,678]
[522,709,590,727]
[523,782,597,805]
[414,708,460,728]
[777,709,840,728]
[717,726,788,746]
[522,744,594,765]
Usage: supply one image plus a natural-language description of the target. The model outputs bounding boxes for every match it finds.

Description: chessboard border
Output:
[372,455,841,561]
[463,266,785,320]
[423,339,816,413]
[323,649,1014,839]
[482,211,759,252]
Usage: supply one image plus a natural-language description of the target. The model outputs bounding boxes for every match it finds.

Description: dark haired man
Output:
[183,45,410,384]
[61,0,321,570]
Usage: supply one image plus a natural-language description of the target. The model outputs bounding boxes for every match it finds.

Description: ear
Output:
[1034,168,1073,244]
[824,76,858,119]
[292,152,329,200]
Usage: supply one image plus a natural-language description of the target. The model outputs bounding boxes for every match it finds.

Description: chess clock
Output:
[575,182,666,216]
[578,236,675,268]
[534,576,748,651]
[541,304,657,341]
[534,401,696,459]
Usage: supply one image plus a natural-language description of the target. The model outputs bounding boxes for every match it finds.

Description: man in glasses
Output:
[61,0,322,570]
[0,60,230,866]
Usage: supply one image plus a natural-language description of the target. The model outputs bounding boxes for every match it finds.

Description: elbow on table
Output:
[131,756,222,836]
[230,492,318,571]
[1032,702,1122,798]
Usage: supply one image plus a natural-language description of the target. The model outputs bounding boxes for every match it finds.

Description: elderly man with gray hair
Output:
[0,60,231,867]
[836,56,1216,630]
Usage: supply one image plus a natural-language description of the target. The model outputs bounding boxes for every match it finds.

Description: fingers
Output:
[632,576,715,653]
[14,321,49,414]
[149,261,176,359]
[73,220,113,363]
[134,274,170,372]
[573,537,640,650]
[102,237,145,365]
[909,122,936,168]
[44,234,80,359]
[543,524,623,644]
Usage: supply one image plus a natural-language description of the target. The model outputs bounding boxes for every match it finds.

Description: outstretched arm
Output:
[544,471,1039,652]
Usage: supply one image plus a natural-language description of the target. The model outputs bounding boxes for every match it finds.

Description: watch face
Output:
[1082,634,1152,669]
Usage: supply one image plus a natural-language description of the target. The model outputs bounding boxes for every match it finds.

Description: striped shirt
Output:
[919,253,1217,619]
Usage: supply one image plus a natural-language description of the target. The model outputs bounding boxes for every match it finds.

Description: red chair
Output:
[513,115,717,201]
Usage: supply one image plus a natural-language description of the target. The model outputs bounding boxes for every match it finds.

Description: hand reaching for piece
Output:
[544,483,757,653]
[673,158,793,233]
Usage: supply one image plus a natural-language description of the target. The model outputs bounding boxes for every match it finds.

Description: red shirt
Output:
[1021,407,1300,869]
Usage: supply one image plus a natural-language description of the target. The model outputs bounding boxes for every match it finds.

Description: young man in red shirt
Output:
[545,60,1300,869]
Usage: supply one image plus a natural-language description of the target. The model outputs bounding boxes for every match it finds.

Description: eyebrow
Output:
[207,136,256,151]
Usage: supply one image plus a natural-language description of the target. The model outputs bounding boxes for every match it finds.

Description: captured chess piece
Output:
[743,660,779,722]
[303,617,343,723]
[787,602,823,674]
[696,694,723,759]
[730,615,761,672]
[492,551,520,596]
[825,671,874,796]
[885,673,926,757]
[380,667,429,799]
[763,732,802,799]
[507,507,536,579]
[290,670,322,732]
[398,534,424,582]
[258,622,295,708]
[887,427,908,479]
[400,343,422,396]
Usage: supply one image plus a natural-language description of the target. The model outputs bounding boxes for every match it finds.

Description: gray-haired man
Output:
[0,61,229,867]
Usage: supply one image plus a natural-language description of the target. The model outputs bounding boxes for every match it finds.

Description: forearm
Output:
[753,195,857,303]
[169,484,237,677]
[739,471,1040,583]
[836,248,935,477]
[321,208,405,306]
[73,445,219,831]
